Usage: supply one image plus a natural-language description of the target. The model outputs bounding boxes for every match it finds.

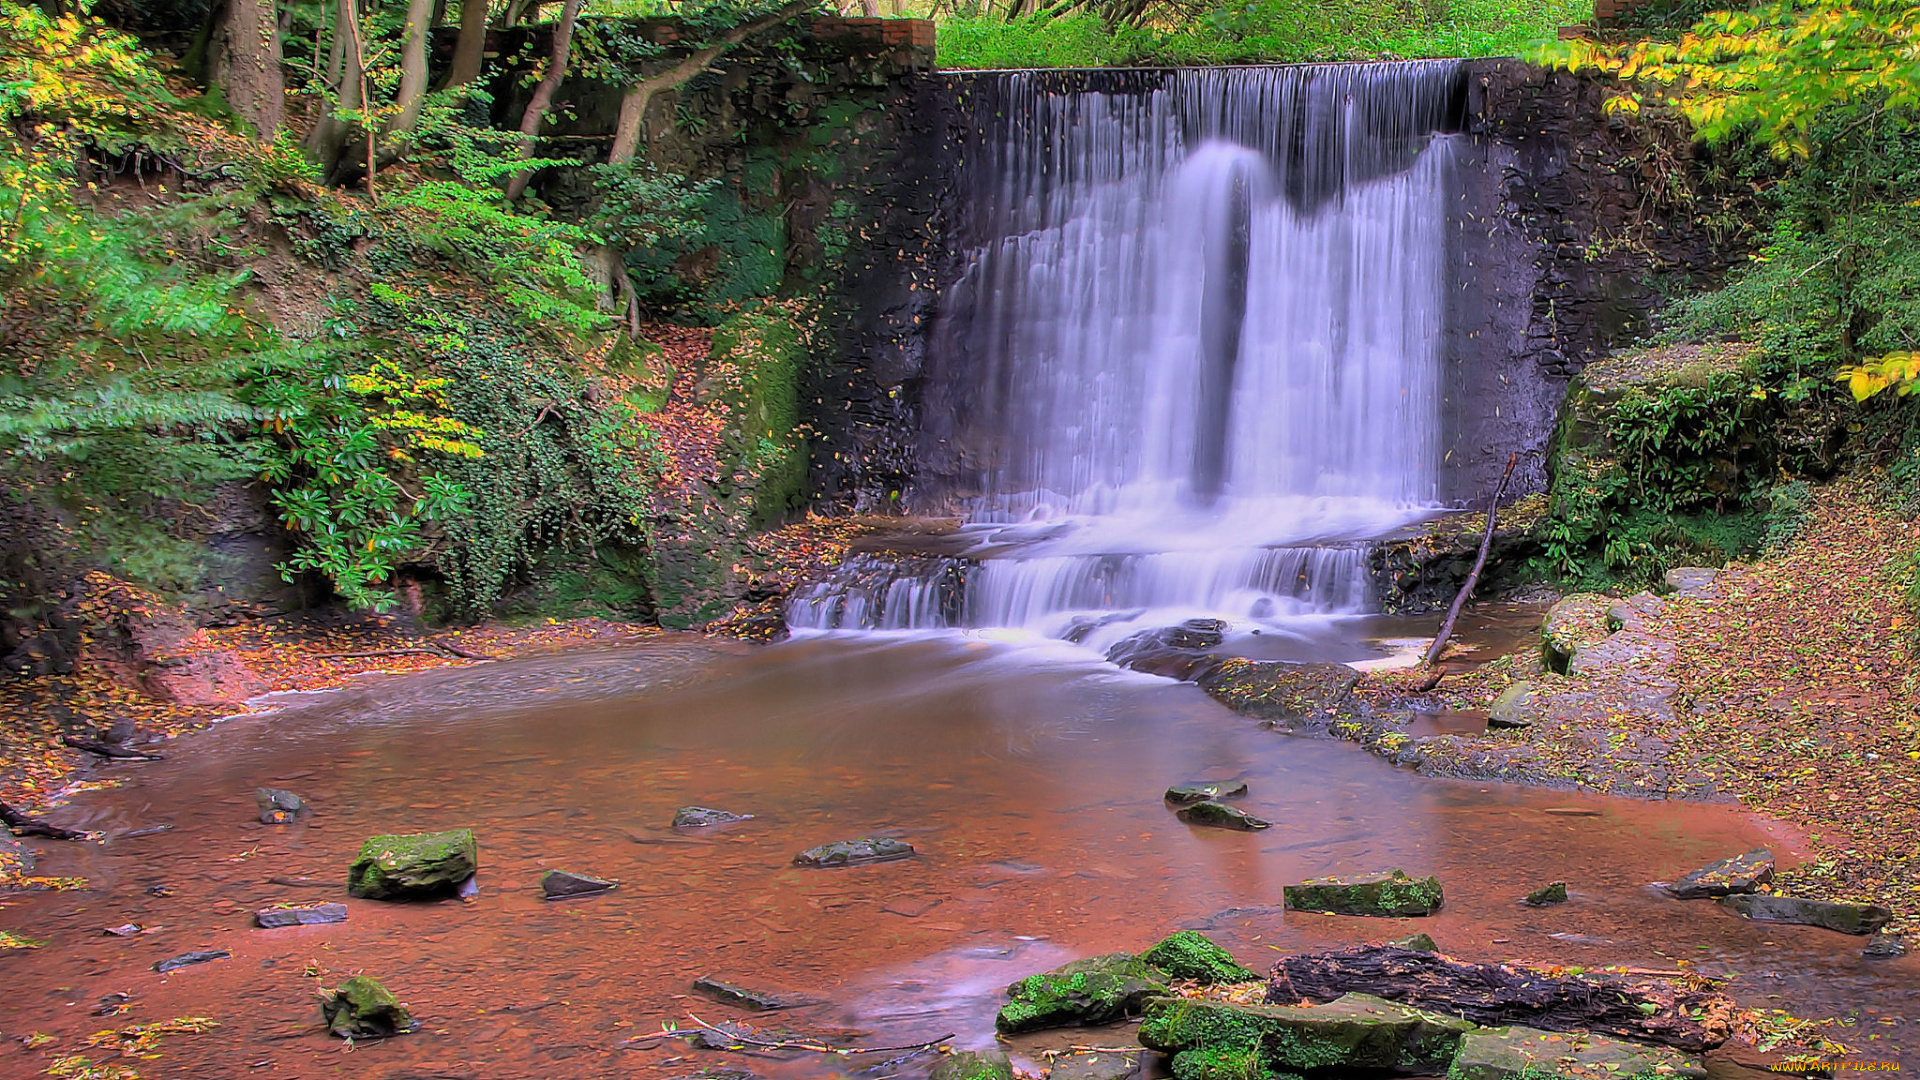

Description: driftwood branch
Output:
[1269,945,1733,1052]
[0,800,90,840]
[61,735,163,761]
[1418,452,1519,691]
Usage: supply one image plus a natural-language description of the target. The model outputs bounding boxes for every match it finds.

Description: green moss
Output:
[322,975,416,1039]
[1282,870,1444,917]
[1171,1045,1281,1080]
[1142,931,1259,985]
[1143,995,1474,1075]
[928,1050,1014,1080]
[995,953,1168,1033]
[346,830,477,900]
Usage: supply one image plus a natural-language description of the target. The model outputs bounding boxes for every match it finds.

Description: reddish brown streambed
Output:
[1,636,1914,1078]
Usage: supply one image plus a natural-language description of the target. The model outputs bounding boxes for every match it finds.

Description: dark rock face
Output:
[321,975,416,1039]
[541,870,616,900]
[996,953,1169,1033]
[1105,621,1230,681]
[346,830,478,900]
[691,975,824,1011]
[1164,780,1249,805]
[792,836,914,867]
[256,903,347,928]
[255,787,306,824]
[1664,849,1773,899]
[1719,894,1893,935]
[154,950,229,973]
[1175,800,1271,831]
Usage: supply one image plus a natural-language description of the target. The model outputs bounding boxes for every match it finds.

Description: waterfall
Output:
[791,62,1465,647]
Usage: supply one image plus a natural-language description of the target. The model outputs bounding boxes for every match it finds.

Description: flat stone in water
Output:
[929,1050,1014,1080]
[1139,992,1474,1074]
[1719,893,1892,935]
[792,837,914,867]
[1389,932,1438,952]
[673,806,752,828]
[1049,1050,1140,1080]
[691,975,824,1011]
[1175,800,1270,830]
[1865,931,1907,958]
[542,870,616,899]
[255,786,305,824]
[1164,780,1248,804]
[1663,849,1772,899]
[154,950,229,973]
[256,903,347,928]
[1523,882,1568,907]
[1283,869,1443,917]
[1448,1025,1705,1080]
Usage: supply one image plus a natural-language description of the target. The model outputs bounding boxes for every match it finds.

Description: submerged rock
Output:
[321,975,417,1039]
[154,950,229,973]
[995,953,1168,1033]
[1542,594,1613,672]
[1663,849,1772,899]
[256,903,347,928]
[1283,870,1443,917]
[1106,622,1229,681]
[542,870,616,899]
[673,806,753,827]
[691,975,823,1011]
[1176,800,1270,830]
[929,1050,1014,1080]
[792,837,914,867]
[1165,780,1249,804]
[1140,992,1474,1074]
[1142,931,1257,985]
[1718,894,1892,935]
[1448,1025,1705,1080]
[1523,882,1568,907]
[1388,932,1438,953]
[346,830,477,900]
[255,787,306,824]
[1050,1051,1140,1080]
[1198,658,1359,722]
[1864,931,1908,958]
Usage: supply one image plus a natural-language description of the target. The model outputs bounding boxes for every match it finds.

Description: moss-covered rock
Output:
[1176,800,1271,830]
[1142,931,1258,985]
[1663,849,1772,899]
[1446,1025,1705,1080]
[1200,659,1359,722]
[792,836,914,867]
[1140,993,1474,1074]
[1170,1045,1287,1080]
[929,1050,1014,1080]
[1718,894,1892,935]
[1282,870,1443,917]
[1523,881,1568,906]
[321,975,416,1039]
[1053,1050,1144,1080]
[995,953,1169,1033]
[1542,594,1613,672]
[1166,780,1250,804]
[346,830,476,900]
[1486,681,1541,729]
[1388,932,1438,953]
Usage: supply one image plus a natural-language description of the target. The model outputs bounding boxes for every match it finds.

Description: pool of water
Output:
[1,636,1912,1078]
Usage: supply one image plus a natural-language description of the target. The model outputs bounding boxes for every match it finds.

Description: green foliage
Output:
[936,0,1591,68]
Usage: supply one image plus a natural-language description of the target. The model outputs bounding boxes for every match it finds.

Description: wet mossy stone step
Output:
[1140,992,1475,1075]
[1283,870,1444,917]
[792,836,914,867]
[321,975,417,1039]
[1142,931,1258,985]
[1051,1050,1142,1080]
[1198,659,1359,722]
[346,830,477,900]
[995,953,1169,1033]
[929,1049,1014,1080]
[1718,893,1892,935]
[1446,1025,1705,1080]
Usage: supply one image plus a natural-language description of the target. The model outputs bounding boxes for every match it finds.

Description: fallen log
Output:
[61,735,163,761]
[0,800,90,841]
[1268,945,1732,1052]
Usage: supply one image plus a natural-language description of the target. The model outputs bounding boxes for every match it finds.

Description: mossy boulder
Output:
[1140,992,1475,1074]
[346,830,476,900]
[1283,870,1443,917]
[1200,659,1359,722]
[995,953,1169,1033]
[1446,1025,1705,1080]
[1542,594,1613,673]
[1142,931,1258,985]
[1486,682,1542,730]
[321,975,417,1039]
[929,1050,1014,1080]
[1523,882,1568,907]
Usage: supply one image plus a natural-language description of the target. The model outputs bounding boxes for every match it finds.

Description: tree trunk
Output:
[381,0,434,153]
[224,0,284,142]
[502,0,583,201]
[1269,946,1735,1053]
[860,0,879,14]
[181,0,228,86]
[606,0,819,165]
[305,0,364,179]
[442,0,491,88]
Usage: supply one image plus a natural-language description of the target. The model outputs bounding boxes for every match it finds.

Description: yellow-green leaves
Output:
[1837,352,1920,401]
